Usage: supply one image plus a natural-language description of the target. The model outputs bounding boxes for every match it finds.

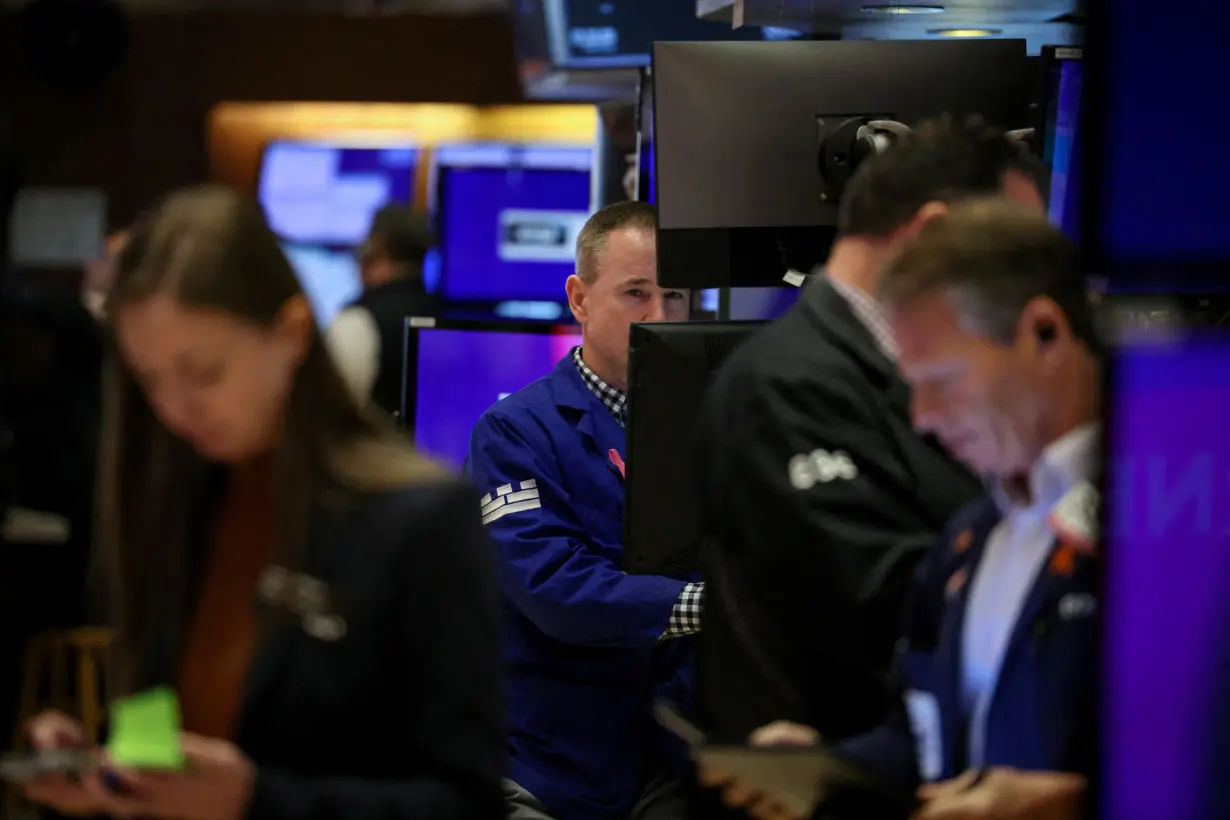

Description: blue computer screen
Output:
[258,142,417,247]
[435,144,594,304]
[413,327,582,467]
[1044,58,1083,241]
[281,243,362,328]
[1102,3,1230,260]
[1105,334,1230,820]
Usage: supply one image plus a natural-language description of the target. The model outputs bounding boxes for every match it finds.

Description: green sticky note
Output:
[107,686,186,770]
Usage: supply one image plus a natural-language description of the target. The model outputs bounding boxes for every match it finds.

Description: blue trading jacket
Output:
[467,354,696,820]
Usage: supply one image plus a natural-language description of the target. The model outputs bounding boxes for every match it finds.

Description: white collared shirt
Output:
[961,422,1100,767]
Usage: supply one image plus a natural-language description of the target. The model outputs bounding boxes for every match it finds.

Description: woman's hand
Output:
[21,711,108,817]
[698,721,823,820]
[103,734,256,820]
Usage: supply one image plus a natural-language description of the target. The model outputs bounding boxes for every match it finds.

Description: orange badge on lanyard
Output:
[953,529,973,555]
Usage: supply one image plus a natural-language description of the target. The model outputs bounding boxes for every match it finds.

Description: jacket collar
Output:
[798,276,909,415]
[546,354,627,480]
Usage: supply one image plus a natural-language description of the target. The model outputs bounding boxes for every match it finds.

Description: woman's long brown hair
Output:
[97,185,442,694]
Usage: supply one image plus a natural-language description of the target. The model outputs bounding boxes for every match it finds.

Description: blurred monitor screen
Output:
[409,325,582,467]
[259,142,417,247]
[433,144,594,304]
[1106,333,1230,820]
[281,243,362,328]
[1041,49,1083,240]
[635,68,655,204]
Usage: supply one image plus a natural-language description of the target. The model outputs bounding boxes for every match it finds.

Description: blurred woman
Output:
[22,185,505,820]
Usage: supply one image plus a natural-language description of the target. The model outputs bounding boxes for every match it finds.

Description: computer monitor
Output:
[258,142,418,247]
[623,320,766,574]
[281,243,362,328]
[1037,46,1083,241]
[404,320,582,467]
[652,39,1030,289]
[1104,330,1230,820]
[432,143,594,305]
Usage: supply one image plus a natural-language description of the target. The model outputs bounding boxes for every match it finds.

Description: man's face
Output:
[891,293,1048,477]
[567,226,689,385]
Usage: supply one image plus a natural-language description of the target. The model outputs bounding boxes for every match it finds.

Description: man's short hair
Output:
[367,206,434,266]
[838,115,1047,239]
[878,198,1100,353]
[575,201,657,284]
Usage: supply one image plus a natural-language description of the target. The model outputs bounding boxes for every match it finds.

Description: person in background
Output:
[466,201,700,820]
[22,186,505,820]
[707,201,1100,820]
[325,205,438,416]
[692,117,1048,772]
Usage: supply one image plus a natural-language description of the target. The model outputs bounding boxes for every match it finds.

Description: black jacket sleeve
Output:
[246,481,506,820]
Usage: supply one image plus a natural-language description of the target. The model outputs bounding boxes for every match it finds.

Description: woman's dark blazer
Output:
[136,475,507,820]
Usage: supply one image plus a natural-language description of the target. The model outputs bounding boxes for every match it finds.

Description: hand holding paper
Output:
[107,686,186,770]
[102,733,255,820]
[698,721,824,820]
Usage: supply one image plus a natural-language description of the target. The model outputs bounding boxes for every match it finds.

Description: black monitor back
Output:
[652,39,1030,288]
[623,320,766,575]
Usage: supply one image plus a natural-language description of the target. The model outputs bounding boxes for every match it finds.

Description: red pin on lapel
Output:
[608,449,626,478]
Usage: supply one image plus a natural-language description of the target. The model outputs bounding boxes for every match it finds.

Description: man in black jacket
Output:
[693,117,1048,752]
[326,206,439,418]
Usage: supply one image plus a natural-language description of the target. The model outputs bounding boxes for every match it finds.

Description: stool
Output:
[10,627,114,750]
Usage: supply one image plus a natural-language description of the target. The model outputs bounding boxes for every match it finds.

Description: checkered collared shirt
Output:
[828,276,899,361]
[571,345,704,641]
[572,346,627,426]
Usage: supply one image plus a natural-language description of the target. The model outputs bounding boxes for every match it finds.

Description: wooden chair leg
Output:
[77,649,100,744]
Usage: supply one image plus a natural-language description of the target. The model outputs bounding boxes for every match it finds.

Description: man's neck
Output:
[824,237,894,298]
[1038,358,1103,456]
[1011,356,1102,495]
[580,344,626,392]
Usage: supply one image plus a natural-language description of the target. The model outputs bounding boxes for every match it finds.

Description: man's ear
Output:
[1014,295,1071,361]
[893,200,950,243]
[905,201,949,237]
[565,274,588,323]
[276,294,315,365]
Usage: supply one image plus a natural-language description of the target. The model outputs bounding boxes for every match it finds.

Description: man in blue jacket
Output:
[467,201,700,820]
[704,201,1101,820]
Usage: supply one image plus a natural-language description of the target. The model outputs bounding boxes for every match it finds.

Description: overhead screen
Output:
[406,324,582,467]
[433,144,593,304]
[258,142,417,247]
[543,0,801,69]
[651,39,1030,288]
